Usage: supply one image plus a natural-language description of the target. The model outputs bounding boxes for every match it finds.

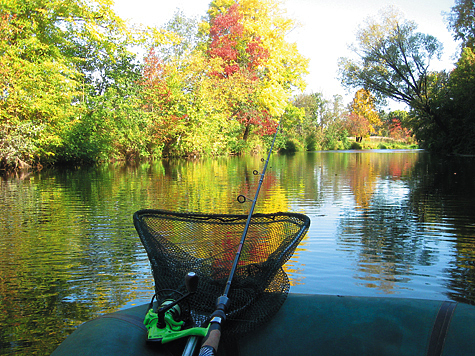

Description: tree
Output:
[349,89,381,140]
[446,0,475,49]
[0,0,150,167]
[154,10,199,62]
[292,92,348,150]
[141,10,239,157]
[345,113,371,143]
[293,92,327,132]
[140,47,191,156]
[388,117,411,141]
[292,92,326,150]
[0,0,81,167]
[338,7,446,135]
[202,0,308,146]
[206,3,275,142]
[431,47,475,153]
[380,110,412,141]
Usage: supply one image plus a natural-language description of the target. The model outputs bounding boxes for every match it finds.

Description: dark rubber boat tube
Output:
[52,294,475,356]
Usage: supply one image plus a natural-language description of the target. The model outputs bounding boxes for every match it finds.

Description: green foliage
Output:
[157,10,199,62]
[291,92,350,151]
[416,47,475,154]
[0,0,150,168]
[322,126,349,151]
[446,0,475,48]
[0,0,83,167]
[338,6,475,154]
[444,48,475,153]
[279,138,305,153]
[1,0,309,168]
[305,132,320,151]
[0,122,44,168]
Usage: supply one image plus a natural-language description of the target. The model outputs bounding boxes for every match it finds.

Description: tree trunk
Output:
[243,124,250,142]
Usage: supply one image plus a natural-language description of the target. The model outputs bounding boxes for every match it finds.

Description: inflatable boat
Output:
[52,293,475,356]
[53,210,475,355]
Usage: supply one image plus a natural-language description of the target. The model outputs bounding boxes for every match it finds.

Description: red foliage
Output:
[233,100,277,136]
[207,4,274,138]
[208,4,243,75]
[246,36,269,70]
[140,48,187,144]
[208,4,268,78]
[153,114,188,144]
[389,117,411,140]
[140,48,175,111]
[345,112,371,138]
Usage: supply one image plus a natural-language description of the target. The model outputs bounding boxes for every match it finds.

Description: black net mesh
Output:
[133,209,310,338]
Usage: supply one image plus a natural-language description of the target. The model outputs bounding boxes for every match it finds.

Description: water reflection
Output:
[1,151,475,355]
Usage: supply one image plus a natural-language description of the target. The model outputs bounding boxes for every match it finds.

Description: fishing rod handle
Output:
[199,324,221,356]
[198,297,228,356]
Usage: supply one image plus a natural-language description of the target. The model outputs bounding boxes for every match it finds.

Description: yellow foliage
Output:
[205,0,309,120]
[351,89,381,133]
[241,0,308,118]
[258,81,287,117]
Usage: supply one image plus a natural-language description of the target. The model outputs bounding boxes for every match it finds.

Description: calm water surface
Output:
[1,150,475,355]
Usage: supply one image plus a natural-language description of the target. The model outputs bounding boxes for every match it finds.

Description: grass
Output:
[347,136,418,150]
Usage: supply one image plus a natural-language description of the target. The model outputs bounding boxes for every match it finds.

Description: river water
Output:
[1,150,475,355]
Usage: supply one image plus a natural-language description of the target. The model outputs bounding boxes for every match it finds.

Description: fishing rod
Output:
[196,120,282,356]
[140,120,282,356]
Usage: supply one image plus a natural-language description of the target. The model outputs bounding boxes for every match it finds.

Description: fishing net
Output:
[133,209,310,339]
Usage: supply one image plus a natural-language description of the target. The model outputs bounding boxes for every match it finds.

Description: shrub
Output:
[280,138,304,153]
[305,133,318,151]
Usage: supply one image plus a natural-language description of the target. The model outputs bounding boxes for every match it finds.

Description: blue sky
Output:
[113,0,460,109]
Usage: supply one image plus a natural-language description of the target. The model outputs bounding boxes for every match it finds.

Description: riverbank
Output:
[347,136,418,150]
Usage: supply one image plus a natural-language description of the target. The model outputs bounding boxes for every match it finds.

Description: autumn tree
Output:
[384,110,412,141]
[338,7,446,136]
[348,89,381,141]
[345,113,371,143]
[141,10,239,157]
[203,0,308,147]
[1,0,309,166]
[140,48,189,156]
[206,3,274,142]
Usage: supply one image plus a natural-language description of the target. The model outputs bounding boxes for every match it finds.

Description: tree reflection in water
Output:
[1,152,475,355]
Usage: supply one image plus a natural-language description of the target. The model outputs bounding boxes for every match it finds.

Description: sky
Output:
[113,0,460,110]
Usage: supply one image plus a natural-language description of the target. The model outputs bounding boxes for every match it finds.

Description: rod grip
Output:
[199,301,227,356]
[199,323,221,356]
